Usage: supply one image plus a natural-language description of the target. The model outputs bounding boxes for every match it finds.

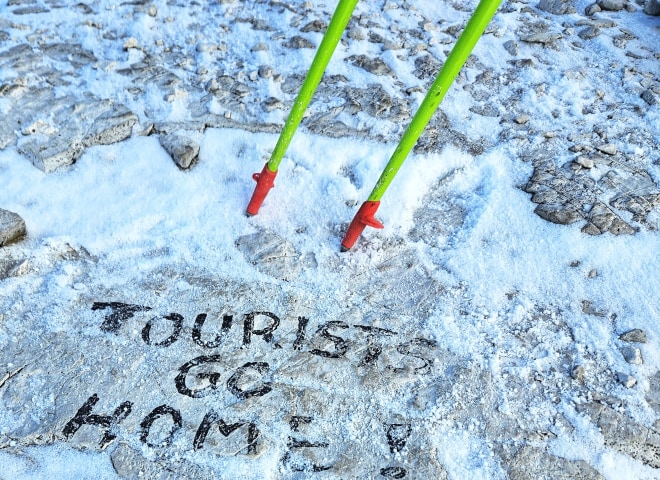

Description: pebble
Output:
[579,26,601,40]
[619,329,647,343]
[620,346,643,365]
[258,65,274,79]
[571,365,586,381]
[503,40,518,56]
[617,372,637,388]
[285,36,315,49]
[158,131,200,170]
[251,42,268,52]
[641,89,658,106]
[585,3,602,14]
[596,143,617,155]
[123,37,139,50]
[644,0,660,14]
[599,0,625,10]
[575,156,595,168]
[0,209,27,247]
[514,114,530,124]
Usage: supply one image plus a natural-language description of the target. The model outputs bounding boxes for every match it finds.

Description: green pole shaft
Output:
[266,0,359,173]
[367,0,502,202]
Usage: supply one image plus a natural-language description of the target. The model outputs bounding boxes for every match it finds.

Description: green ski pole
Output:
[341,0,503,251]
[247,0,359,216]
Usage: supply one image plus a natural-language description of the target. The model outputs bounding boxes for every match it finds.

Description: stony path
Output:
[1,0,658,232]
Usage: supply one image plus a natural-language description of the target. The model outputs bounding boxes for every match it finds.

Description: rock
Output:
[0,209,27,247]
[348,54,394,76]
[620,346,643,365]
[159,131,201,169]
[514,114,530,124]
[617,372,637,388]
[534,203,582,225]
[123,37,139,50]
[586,202,635,235]
[300,19,326,33]
[251,42,268,52]
[641,89,658,106]
[503,40,518,56]
[262,97,284,112]
[413,54,442,79]
[596,144,617,155]
[599,0,625,10]
[12,6,49,14]
[258,65,274,79]
[588,269,598,278]
[648,371,660,408]
[284,35,315,49]
[579,26,601,40]
[586,3,602,14]
[619,329,647,343]
[571,365,586,381]
[41,43,97,66]
[19,137,85,172]
[575,157,595,169]
[538,0,577,14]
[521,32,562,45]
[81,103,137,147]
[644,0,660,15]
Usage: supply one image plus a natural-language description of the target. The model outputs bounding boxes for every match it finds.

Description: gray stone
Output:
[12,6,49,14]
[648,371,660,408]
[0,209,27,247]
[586,3,602,14]
[599,0,625,10]
[258,65,274,79]
[158,131,201,169]
[534,203,583,225]
[642,89,658,106]
[571,365,586,381]
[413,54,442,79]
[81,102,137,147]
[300,19,326,33]
[284,35,315,49]
[19,137,85,172]
[514,114,530,124]
[596,143,617,155]
[348,54,394,76]
[521,32,562,45]
[262,97,284,112]
[251,42,268,52]
[503,40,519,56]
[617,372,637,388]
[586,202,635,235]
[620,346,643,364]
[41,43,97,66]
[579,26,601,40]
[619,329,647,343]
[644,0,660,15]
[575,157,595,169]
[538,0,577,14]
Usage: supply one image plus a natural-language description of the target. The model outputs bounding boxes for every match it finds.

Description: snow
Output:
[0,0,659,478]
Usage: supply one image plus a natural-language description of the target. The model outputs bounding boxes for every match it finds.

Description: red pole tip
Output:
[340,200,384,251]
[246,163,278,216]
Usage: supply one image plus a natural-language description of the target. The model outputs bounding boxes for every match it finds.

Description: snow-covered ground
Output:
[0,0,658,478]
